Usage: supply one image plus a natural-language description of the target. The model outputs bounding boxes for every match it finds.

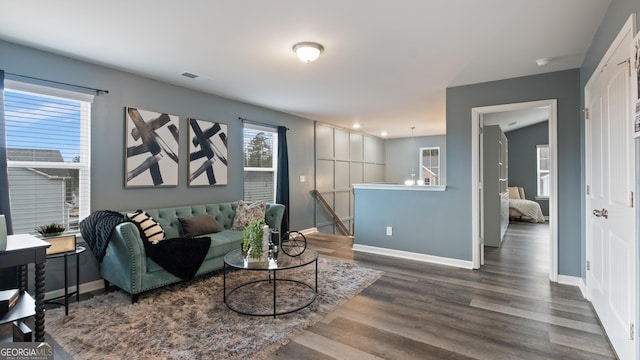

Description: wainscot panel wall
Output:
[0,39,316,292]
[314,122,385,235]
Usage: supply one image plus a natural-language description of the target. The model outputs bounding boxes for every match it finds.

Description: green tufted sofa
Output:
[100,201,284,301]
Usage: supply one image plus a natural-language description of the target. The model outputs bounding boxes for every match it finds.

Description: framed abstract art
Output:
[187,118,228,186]
[124,106,179,187]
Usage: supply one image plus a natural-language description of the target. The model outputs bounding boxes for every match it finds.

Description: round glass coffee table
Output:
[223,248,318,317]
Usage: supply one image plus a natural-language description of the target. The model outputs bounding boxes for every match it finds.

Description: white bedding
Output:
[509,199,545,223]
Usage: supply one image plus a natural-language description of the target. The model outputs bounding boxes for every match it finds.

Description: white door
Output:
[586,17,636,360]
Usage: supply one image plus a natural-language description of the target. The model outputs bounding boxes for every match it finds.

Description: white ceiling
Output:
[0,0,610,138]
[483,107,549,133]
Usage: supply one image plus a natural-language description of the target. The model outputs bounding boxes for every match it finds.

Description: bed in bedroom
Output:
[508,186,546,223]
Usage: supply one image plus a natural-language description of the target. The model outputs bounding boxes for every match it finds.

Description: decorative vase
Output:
[261,225,270,260]
[245,244,260,264]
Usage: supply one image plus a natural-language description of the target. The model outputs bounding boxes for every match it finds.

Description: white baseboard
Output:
[44,279,104,300]
[353,244,474,269]
[557,275,587,298]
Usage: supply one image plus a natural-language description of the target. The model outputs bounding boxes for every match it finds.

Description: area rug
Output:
[46,257,383,360]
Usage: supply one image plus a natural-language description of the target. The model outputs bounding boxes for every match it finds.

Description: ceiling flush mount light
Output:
[293,42,324,62]
[536,57,552,67]
[353,123,361,129]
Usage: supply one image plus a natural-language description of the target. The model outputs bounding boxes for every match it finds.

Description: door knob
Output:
[592,208,608,219]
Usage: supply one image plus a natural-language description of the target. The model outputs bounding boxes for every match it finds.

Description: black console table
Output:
[0,234,50,342]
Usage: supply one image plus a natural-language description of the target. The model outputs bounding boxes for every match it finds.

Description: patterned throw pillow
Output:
[231,200,266,230]
[127,210,165,244]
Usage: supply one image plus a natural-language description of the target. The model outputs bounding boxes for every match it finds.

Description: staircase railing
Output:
[312,190,352,237]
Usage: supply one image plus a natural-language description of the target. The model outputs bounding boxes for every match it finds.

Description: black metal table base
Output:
[44,246,84,316]
[223,258,318,318]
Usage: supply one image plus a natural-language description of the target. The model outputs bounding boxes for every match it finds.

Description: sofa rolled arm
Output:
[265,204,285,230]
[100,222,147,294]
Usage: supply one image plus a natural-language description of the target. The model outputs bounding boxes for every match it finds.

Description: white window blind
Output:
[5,81,92,235]
[243,125,277,203]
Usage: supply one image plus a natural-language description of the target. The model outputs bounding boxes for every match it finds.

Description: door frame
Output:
[471,99,558,282]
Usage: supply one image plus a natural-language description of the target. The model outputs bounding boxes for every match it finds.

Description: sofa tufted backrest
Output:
[130,202,283,239]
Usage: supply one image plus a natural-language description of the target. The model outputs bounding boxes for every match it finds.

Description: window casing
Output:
[5,81,92,235]
[243,125,277,203]
[419,147,440,186]
[536,144,550,199]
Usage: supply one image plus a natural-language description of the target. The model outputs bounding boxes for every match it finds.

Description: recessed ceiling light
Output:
[353,123,361,129]
[381,131,388,137]
[535,58,552,67]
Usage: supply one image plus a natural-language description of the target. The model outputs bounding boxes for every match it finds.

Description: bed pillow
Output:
[518,187,526,200]
[179,214,221,237]
[127,210,165,244]
[507,187,521,200]
[231,200,266,230]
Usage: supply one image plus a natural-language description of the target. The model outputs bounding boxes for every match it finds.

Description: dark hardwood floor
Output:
[269,222,617,360]
[2,222,616,359]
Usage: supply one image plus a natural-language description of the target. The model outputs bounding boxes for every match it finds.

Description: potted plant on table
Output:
[243,219,266,261]
[35,222,66,238]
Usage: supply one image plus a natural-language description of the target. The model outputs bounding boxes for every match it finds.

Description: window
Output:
[419,147,440,186]
[536,144,550,199]
[243,125,277,202]
[5,81,92,235]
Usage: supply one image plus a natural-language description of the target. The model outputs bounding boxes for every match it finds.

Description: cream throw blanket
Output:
[509,199,546,223]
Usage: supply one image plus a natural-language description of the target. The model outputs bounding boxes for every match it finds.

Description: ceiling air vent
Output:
[180,72,199,79]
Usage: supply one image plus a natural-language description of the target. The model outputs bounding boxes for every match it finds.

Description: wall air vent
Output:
[180,72,199,79]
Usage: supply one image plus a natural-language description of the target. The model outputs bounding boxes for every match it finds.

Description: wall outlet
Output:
[386,226,393,236]
[299,175,306,182]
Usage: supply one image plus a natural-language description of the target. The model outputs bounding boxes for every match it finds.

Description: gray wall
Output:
[579,0,640,279]
[446,69,582,276]
[385,135,446,185]
[0,39,317,291]
[354,188,466,260]
[505,121,549,215]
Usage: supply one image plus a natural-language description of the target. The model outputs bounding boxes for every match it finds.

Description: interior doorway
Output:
[471,99,558,281]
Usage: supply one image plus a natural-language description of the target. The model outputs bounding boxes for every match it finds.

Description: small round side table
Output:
[45,245,86,315]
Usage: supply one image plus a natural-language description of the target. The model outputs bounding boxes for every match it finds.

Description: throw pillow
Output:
[231,200,266,230]
[179,214,221,237]
[507,186,521,200]
[518,187,526,200]
[127,210,165,244]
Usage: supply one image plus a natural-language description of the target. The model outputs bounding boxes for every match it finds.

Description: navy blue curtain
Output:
[276,126,290,234]
[0,70,13,235]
